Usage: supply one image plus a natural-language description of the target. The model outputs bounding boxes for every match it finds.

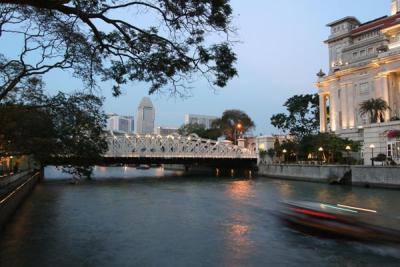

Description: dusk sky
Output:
[4,0,390,135]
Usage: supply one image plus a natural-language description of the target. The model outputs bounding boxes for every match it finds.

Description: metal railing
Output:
[105,132,257,160]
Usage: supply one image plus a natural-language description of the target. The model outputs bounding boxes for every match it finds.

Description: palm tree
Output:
[359,98,391,123]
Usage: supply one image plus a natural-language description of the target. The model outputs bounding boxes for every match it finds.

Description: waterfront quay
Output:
[1,167,400,267]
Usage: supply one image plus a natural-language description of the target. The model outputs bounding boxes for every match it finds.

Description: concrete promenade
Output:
[0,172,40,230]
[258,164,400,189]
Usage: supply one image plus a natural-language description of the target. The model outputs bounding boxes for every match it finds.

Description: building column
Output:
[347,84,355,128]
[375,74,390,122]
[330,90,338,132]
[319,94,327,132]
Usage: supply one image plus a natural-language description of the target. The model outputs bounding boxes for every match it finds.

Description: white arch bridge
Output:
[103,132,257,168]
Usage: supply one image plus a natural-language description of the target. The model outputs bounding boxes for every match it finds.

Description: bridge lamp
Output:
[318,147,324,152]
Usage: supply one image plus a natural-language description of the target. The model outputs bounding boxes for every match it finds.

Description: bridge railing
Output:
[104,132,257,159]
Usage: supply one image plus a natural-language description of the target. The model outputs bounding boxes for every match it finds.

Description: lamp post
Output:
[318,147,324,165]
[9,155,13,175]
[345,145,351,165]
[282,149,287,164]
[369,144,375,166]
[234,123,242,145]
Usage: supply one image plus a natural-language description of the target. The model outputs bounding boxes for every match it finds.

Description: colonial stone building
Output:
[316,1,400,165]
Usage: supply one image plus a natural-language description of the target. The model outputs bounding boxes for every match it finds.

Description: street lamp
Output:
[9,156,13,175]
[318,147,324,165]
[345,145,351,165]
[369,144,375,166]
[282,149,287,163]
[234,123,243,145]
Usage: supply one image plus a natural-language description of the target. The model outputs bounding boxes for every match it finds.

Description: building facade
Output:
[136,97,155,134]
[155,126,179,136]
[316,1,400,164]
[184,114,218,129]
[106,113,135,134]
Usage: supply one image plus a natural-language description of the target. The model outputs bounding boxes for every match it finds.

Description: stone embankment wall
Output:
[352,166,400,188]
[0,172,39,230]
[258,164,351,184]
[259,164,400,188]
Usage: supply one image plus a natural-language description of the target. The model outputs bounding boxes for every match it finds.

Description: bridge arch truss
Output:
[105,132,256,160]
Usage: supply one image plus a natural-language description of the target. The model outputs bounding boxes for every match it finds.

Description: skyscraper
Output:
[106,113,134,134]
[136,97,155,134]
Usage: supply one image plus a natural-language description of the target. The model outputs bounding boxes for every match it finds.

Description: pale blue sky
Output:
[1,1,391,135]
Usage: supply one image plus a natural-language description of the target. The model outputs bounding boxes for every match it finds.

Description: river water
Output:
[1,167,400,266]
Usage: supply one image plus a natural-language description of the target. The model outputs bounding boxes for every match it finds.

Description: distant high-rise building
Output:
[184,114,218,129]
[136,97,155,134]
[155,126,179,136]
[106,113,134,133]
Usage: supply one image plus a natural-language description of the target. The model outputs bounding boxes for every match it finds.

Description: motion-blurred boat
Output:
[279,200,400,244]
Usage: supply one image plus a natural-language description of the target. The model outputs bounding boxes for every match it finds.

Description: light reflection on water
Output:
[1,168,400,266]
[44,166,183,180]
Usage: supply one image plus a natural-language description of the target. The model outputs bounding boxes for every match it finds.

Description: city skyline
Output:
[0,1,389,135]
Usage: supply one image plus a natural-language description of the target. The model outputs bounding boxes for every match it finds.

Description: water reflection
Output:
[225,180,253,200]
[276,181,294,199]
[223,211,253,267]
[317,188,331,202]
[44,166,182,180]
[1,173,400,266]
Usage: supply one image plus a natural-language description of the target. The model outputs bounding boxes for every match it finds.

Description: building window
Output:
[388,142,400,159]
[360,50,366,57]
[338,89,341,99]
[353,52,358,58]
[339,111,343,129]
[368,47,374,54]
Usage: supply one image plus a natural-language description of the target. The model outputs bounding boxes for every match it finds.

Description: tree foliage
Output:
[299,133,361,163]
[0,86,107,178]
[270,94,319,139]
[178,123,220,140]
[0,0,237,101]
[212,109,255,141]
[359,98,390,123]
[274,133,361,164]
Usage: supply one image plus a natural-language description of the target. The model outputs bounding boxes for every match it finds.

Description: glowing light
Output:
[369,144,375,149]
[337,204,377,213]
[321,204,358,214]
[289,207,338,219]
[345,145,351,151]
[318,147,324,152]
